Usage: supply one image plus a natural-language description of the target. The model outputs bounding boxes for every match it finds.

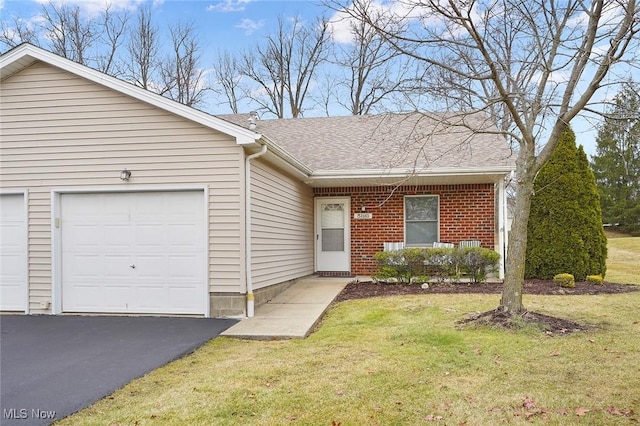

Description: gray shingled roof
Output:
[218,112,514,172]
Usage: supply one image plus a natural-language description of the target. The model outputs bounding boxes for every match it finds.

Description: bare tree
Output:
[37,1,128,74]
[336,0,640,315]
[96,3,129,76]
[126,5,160,90]
[240,15,330,118]
[160,21,208,108]
[212,50,245,113]
[1,16,40,49]
[332,11,416,115]
[40,1,97,65]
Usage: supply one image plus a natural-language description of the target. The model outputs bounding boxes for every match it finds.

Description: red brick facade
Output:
[314,184,496,275]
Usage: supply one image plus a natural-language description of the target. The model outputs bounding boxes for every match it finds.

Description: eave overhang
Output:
[305,166,514,188]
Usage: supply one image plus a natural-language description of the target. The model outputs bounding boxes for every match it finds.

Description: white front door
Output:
[60,191,206,315]
[0,194,28,312]
[316,197,350,272]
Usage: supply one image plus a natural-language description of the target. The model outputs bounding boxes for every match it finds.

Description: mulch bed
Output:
[334,279,639,334]
[335,279,639,302]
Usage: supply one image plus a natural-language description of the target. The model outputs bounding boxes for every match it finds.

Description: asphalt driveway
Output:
[0,315,237,425]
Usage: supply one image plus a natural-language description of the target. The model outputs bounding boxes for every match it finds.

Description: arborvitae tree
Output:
[525,126,607,281]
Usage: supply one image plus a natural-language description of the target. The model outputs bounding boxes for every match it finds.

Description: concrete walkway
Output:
[221,276,351,340]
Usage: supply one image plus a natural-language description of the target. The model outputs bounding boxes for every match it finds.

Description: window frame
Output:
[404,195,440,247]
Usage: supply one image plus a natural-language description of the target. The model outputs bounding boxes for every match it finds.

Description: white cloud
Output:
[327,0,432,44]
[327,10,354,44]
[33,0,145,16]
[0,0,5,10]
[207,0,251,13]
[235,18,264,35]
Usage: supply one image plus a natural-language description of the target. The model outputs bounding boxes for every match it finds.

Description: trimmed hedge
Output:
[373,247,500,284]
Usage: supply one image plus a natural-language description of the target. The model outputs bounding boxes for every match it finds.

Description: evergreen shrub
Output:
[586,274,604,285]
[553,273,575,288]
[525,126,608,281]
[373,247,500,284]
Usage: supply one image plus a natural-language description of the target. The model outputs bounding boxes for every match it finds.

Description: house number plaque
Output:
[354,213,373,219]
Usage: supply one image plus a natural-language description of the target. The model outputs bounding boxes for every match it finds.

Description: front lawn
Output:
[606,236,640,284]
[58,292,640,425]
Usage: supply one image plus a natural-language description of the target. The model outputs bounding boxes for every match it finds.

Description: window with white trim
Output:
[405,195,439,247]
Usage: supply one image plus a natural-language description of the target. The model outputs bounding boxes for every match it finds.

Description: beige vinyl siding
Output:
[250,159,314,289]
[28,190,52,313]
[0,61,244,313]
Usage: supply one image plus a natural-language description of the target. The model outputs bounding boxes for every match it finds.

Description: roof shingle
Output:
[219,112,514,172]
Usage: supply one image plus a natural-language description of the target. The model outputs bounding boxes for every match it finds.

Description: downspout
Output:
[245,143,268,317]
[497,177,509,280]
[502,176,509,279]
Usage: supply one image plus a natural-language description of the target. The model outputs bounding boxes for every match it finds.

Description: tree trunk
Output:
[499,151,536,314]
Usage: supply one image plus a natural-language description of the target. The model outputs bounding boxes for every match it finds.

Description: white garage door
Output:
[0,194,28,312]
[61,191,206,315]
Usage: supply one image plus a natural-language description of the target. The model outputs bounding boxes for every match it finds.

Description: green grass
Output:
[606,236,640,284]
[58,292,640,425]
[57,235,640,425]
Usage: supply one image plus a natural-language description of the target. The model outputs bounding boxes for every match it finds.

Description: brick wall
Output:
[314,184,495,275]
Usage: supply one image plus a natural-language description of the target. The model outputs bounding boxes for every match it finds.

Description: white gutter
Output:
[310,166,515,178]
[244,144,268,317]
[497,178,507,279]
[502,177,509,279]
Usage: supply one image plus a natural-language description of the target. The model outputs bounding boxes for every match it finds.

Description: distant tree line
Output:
[591,82,640,236]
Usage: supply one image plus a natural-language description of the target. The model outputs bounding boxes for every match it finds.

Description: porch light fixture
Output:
[120,169,131,181]
[361,205,366,212]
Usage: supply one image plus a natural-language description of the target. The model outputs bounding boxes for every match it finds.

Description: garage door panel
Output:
[63,225,102,248]
[105,225,133,247]
[1,253,23,275]
[169,224,202,247]
[134,225,167,249]
[0,194,27,311]
[64,254,104,277]
[134,255,167,278]
[136,286,166,309]
[168,255,204,278]
[61,191,206,315]
[169,288,201,310]
[1,223,24,243]
[102,285,130,310]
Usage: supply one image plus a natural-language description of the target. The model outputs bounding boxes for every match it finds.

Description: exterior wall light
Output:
[120,169,131,181]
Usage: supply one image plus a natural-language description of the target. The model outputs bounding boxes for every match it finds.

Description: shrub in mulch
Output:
[335,279,638,303]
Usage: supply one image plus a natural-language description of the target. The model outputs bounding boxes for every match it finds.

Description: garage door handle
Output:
[129,264,136,269]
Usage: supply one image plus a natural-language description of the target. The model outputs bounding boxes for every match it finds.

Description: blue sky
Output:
[0,0,338,112]
[1,0,637,157]
[0,1,329,50]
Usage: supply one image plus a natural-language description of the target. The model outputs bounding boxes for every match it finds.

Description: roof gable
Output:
[0,44,260,146]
